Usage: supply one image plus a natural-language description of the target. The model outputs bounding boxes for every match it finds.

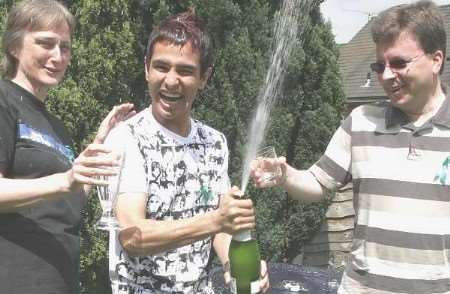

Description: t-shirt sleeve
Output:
[0,93,17,176]
[104,124,148,194]
[308,115,352,191]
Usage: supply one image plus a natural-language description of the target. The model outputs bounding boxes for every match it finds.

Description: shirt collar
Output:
[381,93,450,133]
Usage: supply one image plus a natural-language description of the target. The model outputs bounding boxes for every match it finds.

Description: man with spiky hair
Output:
[106,10,269,293]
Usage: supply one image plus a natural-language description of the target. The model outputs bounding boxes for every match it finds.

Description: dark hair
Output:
[1,0,75,79]
[371,0,446,74]
[145,9,213,76]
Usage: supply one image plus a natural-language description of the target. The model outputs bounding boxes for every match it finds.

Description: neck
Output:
[11,76,48,102]
[408,93,445,125]
[150,107,191,137]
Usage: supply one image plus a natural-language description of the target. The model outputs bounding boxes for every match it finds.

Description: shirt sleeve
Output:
[0,93,17,176]
[308,114,352,191]
[104,124,148,194]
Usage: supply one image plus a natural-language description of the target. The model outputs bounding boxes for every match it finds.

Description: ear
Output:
[10,47,19,59]
[199,67,212,90]
[432,49,444,74]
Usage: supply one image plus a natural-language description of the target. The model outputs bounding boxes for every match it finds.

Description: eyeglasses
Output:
[370,54,425,74]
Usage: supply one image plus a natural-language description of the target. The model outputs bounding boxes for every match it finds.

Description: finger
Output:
[75,155,120,168]
[72,173,109,186]
[81,144,115,155]
[233,221,256,232]
[260,260,268,277]
[234,216,256,228]
[259,260,270,292]
[232,198,254,208]
[230,186,243,196]
[73,165,118,178]
[254,174,277,188]
[123,110,136,120]
[223,271,231,285]
[235,205,255,217]
[114,103,135,118]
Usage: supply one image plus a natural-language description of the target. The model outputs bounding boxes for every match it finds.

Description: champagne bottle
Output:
[229,229,261,294]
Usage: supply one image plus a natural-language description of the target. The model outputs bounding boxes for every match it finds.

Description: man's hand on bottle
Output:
[215,186,255,234]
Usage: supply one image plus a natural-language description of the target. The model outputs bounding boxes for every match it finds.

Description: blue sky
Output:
[320,0,450,44]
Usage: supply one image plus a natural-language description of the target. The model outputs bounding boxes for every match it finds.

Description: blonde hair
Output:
[1,0,76,78]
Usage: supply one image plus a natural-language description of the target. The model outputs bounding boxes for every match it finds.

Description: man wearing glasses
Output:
[252,1,450,293]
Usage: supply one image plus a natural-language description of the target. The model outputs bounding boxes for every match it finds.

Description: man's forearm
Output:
[119,209,223,256]
[213,232,232,266]
[281,165,325,203]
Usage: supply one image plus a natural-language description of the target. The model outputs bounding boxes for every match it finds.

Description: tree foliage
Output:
[0,0,344,292]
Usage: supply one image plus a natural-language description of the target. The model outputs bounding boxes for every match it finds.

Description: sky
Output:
[320,0,450,44]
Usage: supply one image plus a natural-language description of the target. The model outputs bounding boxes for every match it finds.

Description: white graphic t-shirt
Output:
[107,108,230,294]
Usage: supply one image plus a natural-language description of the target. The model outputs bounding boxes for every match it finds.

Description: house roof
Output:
[338,4,450,104]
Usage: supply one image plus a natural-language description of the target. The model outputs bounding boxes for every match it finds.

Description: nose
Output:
[164,70,180,89]
[50,45,63,62]
[381,64,397,80]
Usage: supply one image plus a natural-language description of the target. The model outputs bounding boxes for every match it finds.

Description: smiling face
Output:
[375,31,443,116]
[11,23,72,101]
[146,41,209,136]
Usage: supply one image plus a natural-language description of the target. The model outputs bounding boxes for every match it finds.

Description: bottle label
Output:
[230,277,237,294]
[250,279,260,293]
[229,278,260,294]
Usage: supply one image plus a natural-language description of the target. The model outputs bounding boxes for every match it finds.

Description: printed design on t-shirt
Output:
[18,122,75,162]
[434,155,450,185]
[114,114,228,294]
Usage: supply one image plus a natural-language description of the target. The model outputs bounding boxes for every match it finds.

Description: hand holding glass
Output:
[254,146,283,185]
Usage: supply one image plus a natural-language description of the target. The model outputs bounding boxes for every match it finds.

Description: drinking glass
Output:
[255,146,282,184]
[95,150,125,231]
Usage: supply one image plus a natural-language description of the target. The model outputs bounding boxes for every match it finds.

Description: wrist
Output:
[211,209,224,233]
[279,164,289,189]
[59,170,75,193]
[223,260,230,272]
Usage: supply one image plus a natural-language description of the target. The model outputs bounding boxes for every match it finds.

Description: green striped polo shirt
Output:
[310,98,450,294]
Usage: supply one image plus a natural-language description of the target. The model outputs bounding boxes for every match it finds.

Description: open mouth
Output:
[390,82,404,95]
[44,67,62,75]
[161,92,183,102]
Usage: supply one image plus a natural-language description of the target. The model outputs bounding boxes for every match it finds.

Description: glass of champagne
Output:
[95,149,124,231]
[255,146,282,184]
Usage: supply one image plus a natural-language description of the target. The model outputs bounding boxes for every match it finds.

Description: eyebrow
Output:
[152,59,198,70]
[35,36,71,45]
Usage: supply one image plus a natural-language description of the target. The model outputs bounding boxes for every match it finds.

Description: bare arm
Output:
[0,171,73,211]
[281,161,325,202]
[213,232,231,266]
[117,187,255,256]
[0,144,120,211]
[0,103,134,211]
